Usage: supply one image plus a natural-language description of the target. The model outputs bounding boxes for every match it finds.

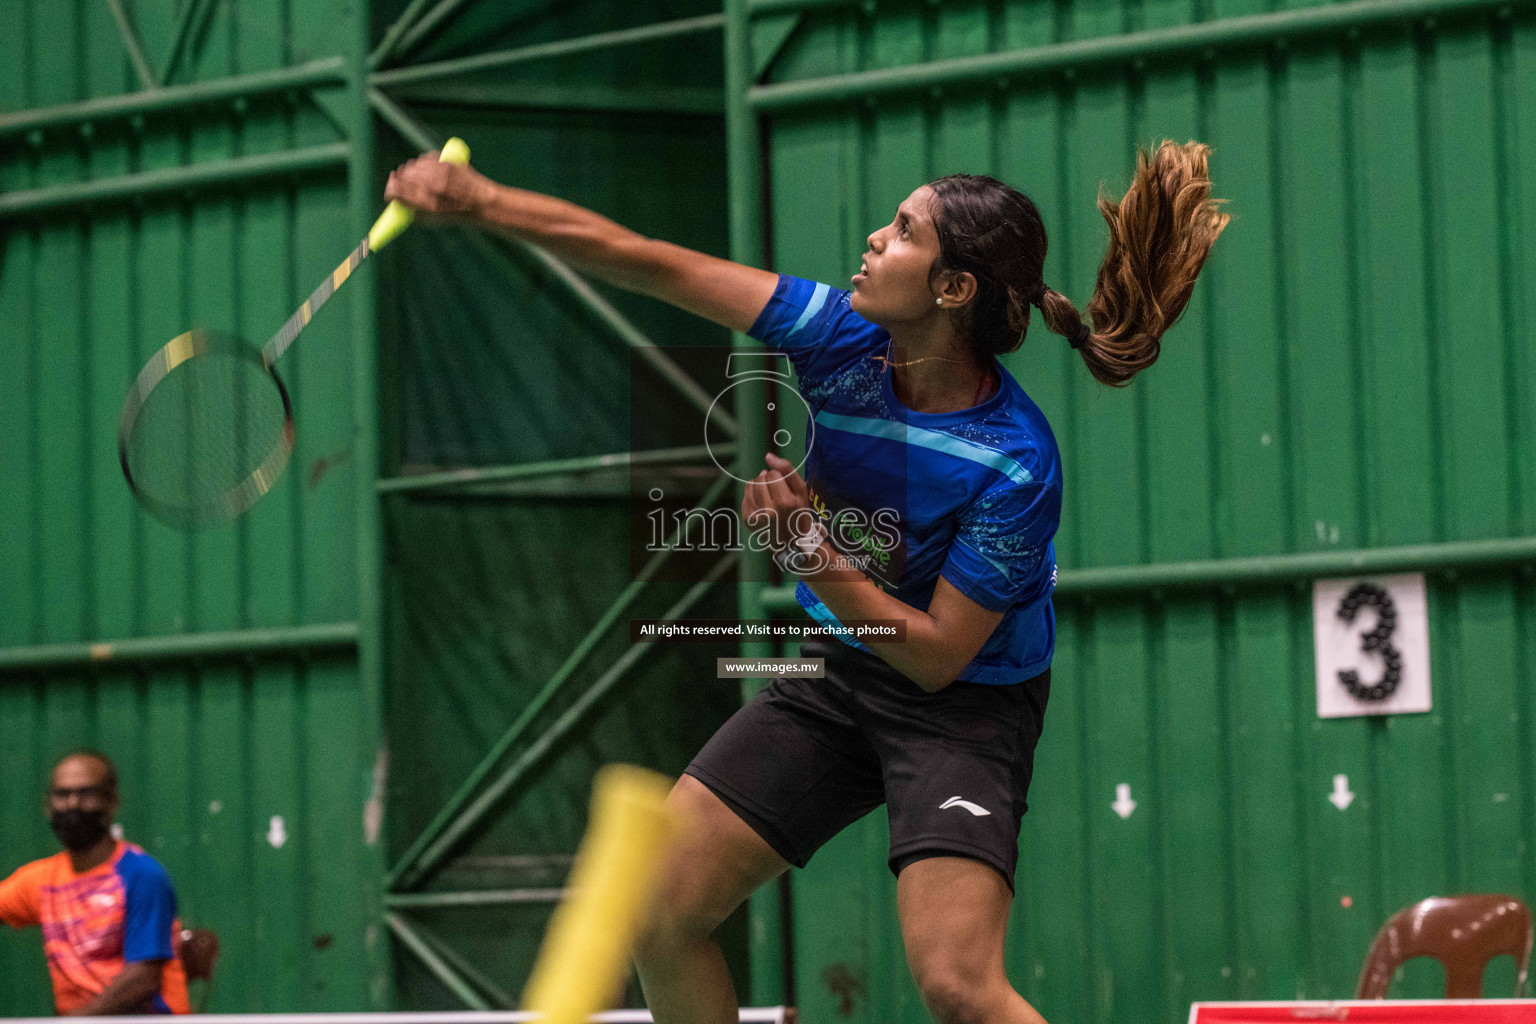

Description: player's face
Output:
[46,758,117,817]
[850,186,945,327]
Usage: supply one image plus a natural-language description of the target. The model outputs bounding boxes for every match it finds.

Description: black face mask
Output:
[50,809,111,852]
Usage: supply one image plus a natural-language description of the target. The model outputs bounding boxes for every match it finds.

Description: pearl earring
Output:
[936,298,943,306]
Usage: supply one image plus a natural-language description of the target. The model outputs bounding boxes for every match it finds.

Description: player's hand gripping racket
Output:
[117,137,471,530]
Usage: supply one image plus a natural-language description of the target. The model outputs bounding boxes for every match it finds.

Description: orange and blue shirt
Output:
[0,841,190,1014]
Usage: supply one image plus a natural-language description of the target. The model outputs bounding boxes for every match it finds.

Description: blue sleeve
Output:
[747,274,872,390]
[940,478,1062,612]
[119,854,177,963]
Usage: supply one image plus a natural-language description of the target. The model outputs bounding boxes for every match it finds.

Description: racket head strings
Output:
[118,330,295,530]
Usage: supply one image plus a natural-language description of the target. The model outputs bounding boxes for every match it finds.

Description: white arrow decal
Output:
[1328,774,1355,811]
[1112,783,1138,819]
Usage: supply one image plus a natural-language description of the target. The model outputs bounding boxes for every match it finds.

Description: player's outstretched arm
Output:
[384,151,778,335]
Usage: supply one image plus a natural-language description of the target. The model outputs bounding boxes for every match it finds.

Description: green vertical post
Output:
[349,12,393,1009]
[724,0,787,1007]
[724,1,769,686]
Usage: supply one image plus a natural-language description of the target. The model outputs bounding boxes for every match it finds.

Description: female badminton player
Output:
[385,141,1226,1024]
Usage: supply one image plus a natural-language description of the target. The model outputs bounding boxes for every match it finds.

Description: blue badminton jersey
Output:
[749,274,1063,685]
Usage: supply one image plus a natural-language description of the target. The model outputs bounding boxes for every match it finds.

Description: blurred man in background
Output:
[0,751,189,1015]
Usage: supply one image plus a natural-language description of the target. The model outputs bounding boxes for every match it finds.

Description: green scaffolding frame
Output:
[362,23,749,1006]
[5,0,1536,1010]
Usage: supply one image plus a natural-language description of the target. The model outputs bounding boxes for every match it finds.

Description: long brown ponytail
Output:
[927,139,1228,386]
[1041,140,1228,385]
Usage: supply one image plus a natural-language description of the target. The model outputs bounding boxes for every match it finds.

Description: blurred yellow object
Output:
[521,764,675,1024]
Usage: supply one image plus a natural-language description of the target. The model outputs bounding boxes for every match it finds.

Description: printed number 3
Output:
[1336,582,1402,702]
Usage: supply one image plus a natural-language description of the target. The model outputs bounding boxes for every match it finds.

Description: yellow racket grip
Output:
[520,765,675,1024]
[367,136,471,253]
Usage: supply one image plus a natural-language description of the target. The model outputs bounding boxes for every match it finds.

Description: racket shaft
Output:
[259,137,469,368]
[262,237,370,367]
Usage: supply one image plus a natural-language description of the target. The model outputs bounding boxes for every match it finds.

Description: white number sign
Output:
[1313,573,1432,718]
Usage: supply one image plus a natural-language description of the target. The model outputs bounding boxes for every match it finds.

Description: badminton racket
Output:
[117,137,471,529]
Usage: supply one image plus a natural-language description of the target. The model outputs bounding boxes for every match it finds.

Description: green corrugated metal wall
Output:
[365,1,740,1003]
[0,0,382,1013]
[375,45,748,1005]
[755,1,1536,1022]
[6,0,1535,1017]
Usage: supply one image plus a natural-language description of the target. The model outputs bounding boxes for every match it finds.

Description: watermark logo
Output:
[630,346,907,584]
[703,351,814,484]
[641,491,901,572]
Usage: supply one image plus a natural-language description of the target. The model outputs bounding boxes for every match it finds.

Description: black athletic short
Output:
[685,639,1050,890]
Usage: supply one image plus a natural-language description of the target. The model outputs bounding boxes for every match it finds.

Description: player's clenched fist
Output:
[384,150,490,218]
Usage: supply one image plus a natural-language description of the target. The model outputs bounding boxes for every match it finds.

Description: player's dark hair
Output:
[53,749,119,795]
[926,140,1229,386]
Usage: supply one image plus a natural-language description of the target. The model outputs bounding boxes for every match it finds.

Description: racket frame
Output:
[117,329,296,529]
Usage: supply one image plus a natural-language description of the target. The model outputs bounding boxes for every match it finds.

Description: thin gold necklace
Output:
[870,339,973,370]
[873,342,995,407]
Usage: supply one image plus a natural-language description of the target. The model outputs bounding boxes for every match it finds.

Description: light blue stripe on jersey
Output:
[787,282,831,336]
[813,410,1034,485]
[798,586,873,652]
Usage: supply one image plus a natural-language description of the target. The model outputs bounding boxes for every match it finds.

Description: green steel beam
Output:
[366,85,438,149]
[469,230,738,434]
[725,0,785,1006]
[749,0,855,14]
[390,913,517,1009]
[370,14,727,89]
[400,554,738,891]
[391,473,726,501]
[753,13,807,79]
[349,15,394,1007]
[366,89,736,435]
[384,913,490,1010]
[756,535,1536,613]
[0,622,359,673]
[419,475,633,500]
[758,585,799,614]
[391,0,477,59]
[370,0,439,69]
[0,58,349,140]
[759,585,815,613]
[160,0,218,85]
[102,0,158,92]
[1060,535,1536,596]
[160,0,202,86]
[388,0,485,62]
[377,444,733,495]
[724,0,772,659]
[385,576,651,886]
[403,475,729,502]
[0,141,351,218]
[385,888,564,908]
[749,0,1529,111]
[387,474,735,892]
[381,81,725,116]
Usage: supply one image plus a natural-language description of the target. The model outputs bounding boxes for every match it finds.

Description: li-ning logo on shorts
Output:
[939,796,992,817]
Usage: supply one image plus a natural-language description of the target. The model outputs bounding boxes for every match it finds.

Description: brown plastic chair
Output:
[1356,895,1532,998]
[179,927,220,1012]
